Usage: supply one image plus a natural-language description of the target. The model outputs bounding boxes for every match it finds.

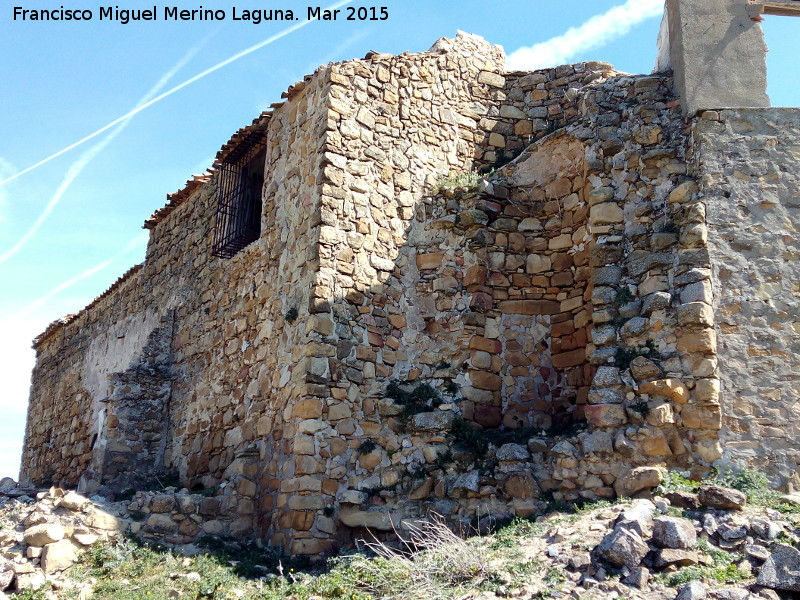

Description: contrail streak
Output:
[0,0,353,188]
[506,0,663,71]
[0,39,208,266]
[19,231,149,318]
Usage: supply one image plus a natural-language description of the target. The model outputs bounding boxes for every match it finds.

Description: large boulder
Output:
[615,499,656,537]
[58,491,90,511]
[15,571,45,591]
[757,543,800,592]
[0,559,12,591]
[698,485,746,510]
[23,523,65,547]
[595,526,650,569]
[614,467,664,498]
[676,580,706,600]
[654,548,699,569]
[41,539,79,573]
[85,507,121,530]
[653,516,697,549]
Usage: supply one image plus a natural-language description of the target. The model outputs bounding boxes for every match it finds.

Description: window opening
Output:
[212,131,266,258]
[761,11,800,106]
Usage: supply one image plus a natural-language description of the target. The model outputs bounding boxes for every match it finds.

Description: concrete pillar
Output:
[656,0,770,115]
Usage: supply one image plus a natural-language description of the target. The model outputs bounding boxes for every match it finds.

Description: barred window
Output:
[211,133,266,258]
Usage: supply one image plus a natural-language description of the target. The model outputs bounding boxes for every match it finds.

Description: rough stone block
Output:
[552,348,586,368]
[469,336,502,354]
[584,404,627,427]
[41,540,79,573]
[614,466,664,498]
[680,405,721,430]
[676,330,716,354]
[637,379,689,403]
[470,370,502,391]
[677,302,714,328]
[590,202,623,225]
[499,300,559,315]
[23,524,65,547]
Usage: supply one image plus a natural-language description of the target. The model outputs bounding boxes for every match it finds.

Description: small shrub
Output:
[386,379,443,425]
[656,470,701,495]
[614,287,633,306]
[284,307,299,324]
[431,449,453,471]
[711,467,799,511]
[444,381,460,395]
[660,220,679,234]
[544,566,567,584]
[628,400,650,419]
[357,439,378,455]
[450,418,489,456]
[431,171,481,195]
[411,383,440,404]
[615,340,658,370]
[659,537,748,587]
[667,506,685,518]
[490,517,546,549]
[489,147,525,171]
[574,499,615,514]
[351,515,490,597]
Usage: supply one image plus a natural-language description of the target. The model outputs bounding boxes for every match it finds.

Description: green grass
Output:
[656,537,748,588]
[711,467,800,513]
[656,470,701,495]
[489,517,547,550]
[68,537,379,600]
[658,563,750,588]
[657,467,800,514]
[431,171,481,195]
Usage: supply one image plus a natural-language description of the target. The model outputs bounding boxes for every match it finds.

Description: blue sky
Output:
[0,1,797,481]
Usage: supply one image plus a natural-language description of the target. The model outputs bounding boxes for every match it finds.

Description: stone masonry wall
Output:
[692,109,800,490]
[23,61,334,550]
[22,32,800,557]
[299,67,730,540]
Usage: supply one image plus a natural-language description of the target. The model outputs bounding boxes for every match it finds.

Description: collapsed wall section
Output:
[692,109,800,490]
[292,57,729,544]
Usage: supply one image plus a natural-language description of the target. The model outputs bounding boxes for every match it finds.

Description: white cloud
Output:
[506,0,664,71]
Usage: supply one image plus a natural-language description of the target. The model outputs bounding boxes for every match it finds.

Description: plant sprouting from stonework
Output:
[284,307,299,324]
[615,340,658,370]
[386,379,442,419]
[431,171,481,195]
[357,439,378,455]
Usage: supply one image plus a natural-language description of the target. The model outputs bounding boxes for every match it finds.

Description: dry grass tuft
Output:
[349,515,489,600]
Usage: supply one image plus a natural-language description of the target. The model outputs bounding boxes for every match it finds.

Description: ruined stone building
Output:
[21,0,800,555]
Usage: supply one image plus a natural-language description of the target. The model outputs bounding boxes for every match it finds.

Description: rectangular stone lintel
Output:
[499,300,559,315]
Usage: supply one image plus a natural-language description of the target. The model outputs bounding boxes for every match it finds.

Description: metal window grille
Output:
[212,133,265,258]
